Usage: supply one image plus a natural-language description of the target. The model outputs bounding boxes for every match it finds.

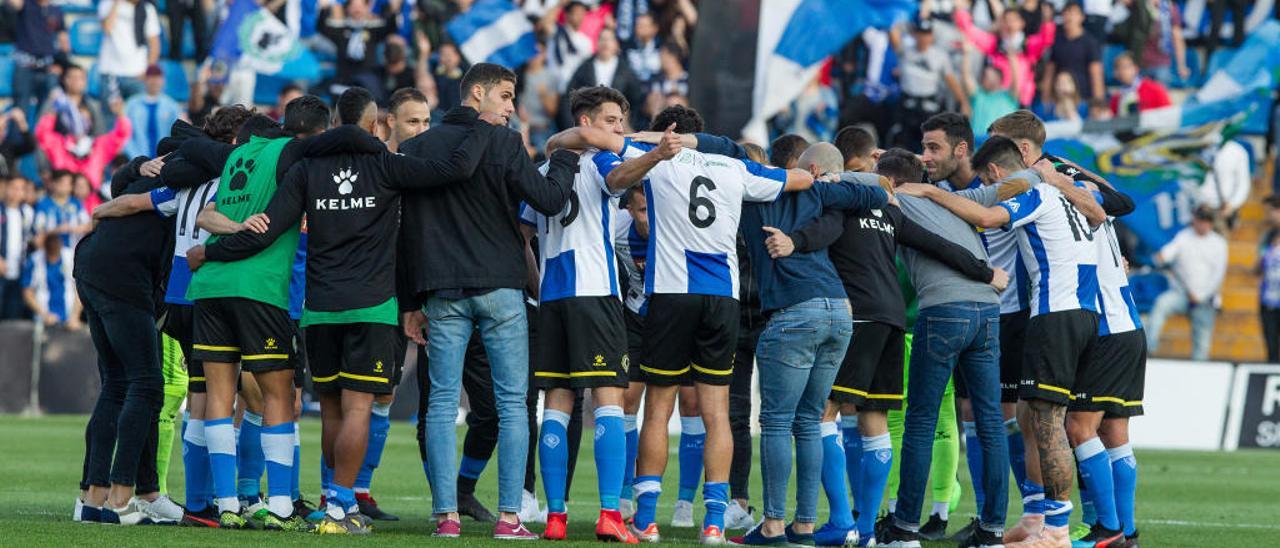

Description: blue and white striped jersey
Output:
[1095,218,1142,335]
[998,183,1099,316]
[613,209,649,315]
[150,179,218,305]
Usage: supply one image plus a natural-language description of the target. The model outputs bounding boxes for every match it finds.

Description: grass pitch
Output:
[0,415,1276,546]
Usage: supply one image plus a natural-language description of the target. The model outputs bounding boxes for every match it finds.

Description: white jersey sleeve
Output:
[735,158,787,203]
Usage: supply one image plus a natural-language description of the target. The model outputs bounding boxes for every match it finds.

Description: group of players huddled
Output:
[71,61,1144,548]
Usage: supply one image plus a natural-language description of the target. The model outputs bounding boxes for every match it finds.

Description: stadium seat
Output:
[254,73,296,107]
[69,18,103,57]
[1103,44,1125,87]
[0,56,12,98]
[86,62,101,98]
[162,60,190,103]
[0,43,13,56]
[58,0,97,14]
[158,23,198,60]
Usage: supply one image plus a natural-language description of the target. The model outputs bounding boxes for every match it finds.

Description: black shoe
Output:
[292,498,318,519]
[877,523,922,548]
[874,512,892,541]
[1125,529,1141,548]
[1079,523,1125,547]
[957,524,1003,548]
[947,516,980,542]
[355,494,399,521]
[918,513,948,540]
[457,491,497,522]
[180,506,220,528]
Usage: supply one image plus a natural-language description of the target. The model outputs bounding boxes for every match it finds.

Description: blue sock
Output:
[856,433,892,538]
[820,422,855,529]
[539,409,570,514]
[1043,498,1073,528]
[622,415,639,502]
[237,412,264,499]
[703,481,728,530]
[459,454,489,481]
[677,417,705,502]
[841,415,861,504]
[1022,480,1046,516]
[262,422,296,516]
[1108,444,1138,537]
[634,475,662,529]
[329,484,356,520]
[291,428,301,500]
[356,402,391,492]
[182,418,212,512]
[1075,438,1118,531]
[1005,419,1028,495]
[321,457,334,501]
[963,421,985,511]
[1079,478,1096,526]
[205,417,240,513]
[594,406,627,511]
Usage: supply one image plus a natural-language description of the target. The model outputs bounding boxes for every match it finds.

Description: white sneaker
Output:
[724,501,754,531]
[620,498,635,520]
[671,500,695,528]
[517,490,542,524]
[110,498,149,525]
[145,495,184,523]
[73,498,84,522]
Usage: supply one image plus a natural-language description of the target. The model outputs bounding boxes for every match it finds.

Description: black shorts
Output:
[1071,329,1146,417]
[641,294,740,386]
[534,296,630,390]
[191,297,296,373]
[829,321,905,410]
[1018,310,1099,405]
[305,322,400,395]
[160,303,203,392]
[956,309,1026,403]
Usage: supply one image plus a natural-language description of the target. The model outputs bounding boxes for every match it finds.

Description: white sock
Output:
[932,501,950,520]
[326,502,346,520]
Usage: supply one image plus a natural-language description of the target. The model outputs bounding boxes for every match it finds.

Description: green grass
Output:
[0,415,1277,546]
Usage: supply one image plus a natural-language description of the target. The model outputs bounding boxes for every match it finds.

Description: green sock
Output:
[157,334,189,494]
[930,377,960,511]
[885,335,909,501]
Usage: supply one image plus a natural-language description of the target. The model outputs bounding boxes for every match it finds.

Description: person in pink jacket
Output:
[954,0,1056,107]
[35,97,131,210]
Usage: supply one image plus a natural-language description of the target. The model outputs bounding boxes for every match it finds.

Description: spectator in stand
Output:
[953,0,1054,107]
[890,18,969,151]
[35,100,131,212]
[1145,207,1228,361]
[1081,0,1112,38]
[187,59,228,128]
[1087,97,1112,120]
[380,34,431,104]
[644,43,688,119]
[1205,0,1248,59]
[0,109,36,178]
[1258,196,1280,362]
[42,64,105,139]
[1036,72,1087,122]
[268,83,305,122]
[625,12,662,84]
[561,29,647,130]
[123,64,180,159]
[1,176,35,320]
[1109,52,1171,116]
[4,0,69,117]
[166,0,208,62]
[32,169,90,247]
[1043,1,1103,103]
[97,0,162,102]
[518,43,558,150]
[71,173,95,212]
[22,232,80,328]
[320,0,401,99]
[1115,0,1189,84]
[1196,139,1252,231]
[433,42,467,113]
[542,0,596,92]
[652,0,697,54]
[962,45,1019,136]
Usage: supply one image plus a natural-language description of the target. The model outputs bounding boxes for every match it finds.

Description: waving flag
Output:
[447,0,538,68]
[211,0,320,81]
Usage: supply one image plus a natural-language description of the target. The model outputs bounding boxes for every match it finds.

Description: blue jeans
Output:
[423,288,530,514]
[12,63,57,117]
[893,302,1007,531]
[755,298,852,522]
[1145,287,1216,361]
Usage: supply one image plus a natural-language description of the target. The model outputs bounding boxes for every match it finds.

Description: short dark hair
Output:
[49,169,74,183]
[570,86,630,120]
[971,135,1026,174]
[1062,1,1083,14]
[769,134,810,168]
[834,126,877,163]
[204,104,255,144]
[650,105,703,133]
[283,95,330,136]
[336,87,377,126]
[459,63,518,100]
[921,112,975,154]
[278,83,303,98]
[239,113,282,143]
[388,87,430,116]
[1265,195,1280,209]
[59,63,84,88]
[876,148,925,184]
[987,110,1047,148]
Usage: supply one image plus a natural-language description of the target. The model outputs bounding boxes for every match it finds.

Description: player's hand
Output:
[402,310,427,346]
[895,182,934,197]
[140,155,166,178]
[478,111,508,126]
[66,317,84,331]
[654,123,681,160]
[625,131,664,144]
[43,312,59,326]
[989,267,1010,292]
[109,96,124,117]
[0,257,6,277]
[762,226,795,259]
[186,245,207,271]
[241,213,270,234]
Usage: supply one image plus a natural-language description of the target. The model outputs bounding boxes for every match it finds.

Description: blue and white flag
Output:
[447,0,537,69]
[211,0,319,81]
[742,0,915,143]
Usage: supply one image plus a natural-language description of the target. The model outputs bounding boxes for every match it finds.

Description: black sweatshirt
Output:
[204,125,492,316]
[159,124,383,190]
[790,202,994,328]
[397,106,578,308]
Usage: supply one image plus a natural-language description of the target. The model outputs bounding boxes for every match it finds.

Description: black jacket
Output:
[397,106,579,308]
[558,55,649,130]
